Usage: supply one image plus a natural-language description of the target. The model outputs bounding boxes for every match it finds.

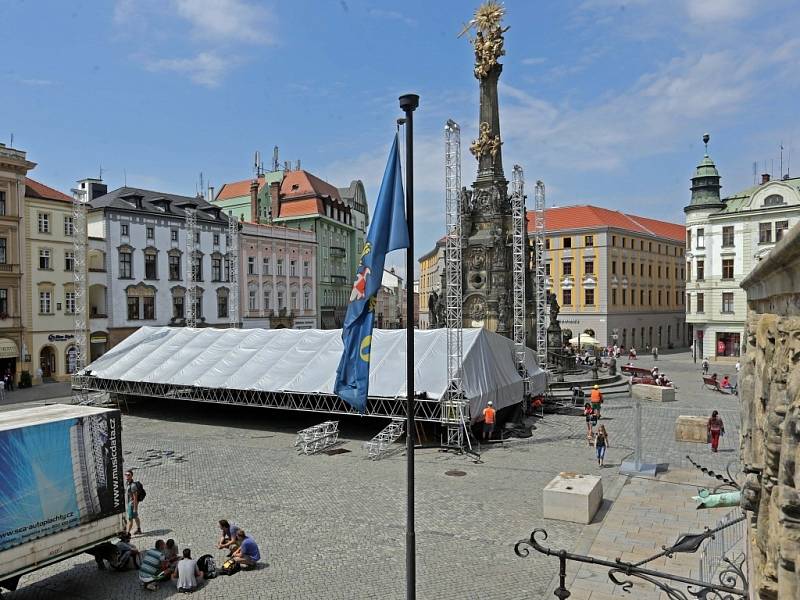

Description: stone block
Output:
[543,472,603,524]
[674,416,709,443]
[632,384,676,402]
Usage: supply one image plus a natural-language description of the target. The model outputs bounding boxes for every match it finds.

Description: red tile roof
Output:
[25,177,72,202]
[278,198,323,218]
[216,175,265,200]
[281,170,341,202]
[526,205,684,243]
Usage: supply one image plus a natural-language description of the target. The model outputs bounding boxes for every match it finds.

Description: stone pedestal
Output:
[674,416,708,443]
[543,472,603,524]
[632,384,676,402]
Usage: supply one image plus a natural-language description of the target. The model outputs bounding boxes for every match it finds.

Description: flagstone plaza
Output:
[2,351,741,599]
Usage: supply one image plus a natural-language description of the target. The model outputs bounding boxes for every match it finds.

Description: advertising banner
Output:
[0,411,123,552]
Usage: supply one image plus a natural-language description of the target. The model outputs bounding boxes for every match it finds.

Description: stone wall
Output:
[739,221,800,599]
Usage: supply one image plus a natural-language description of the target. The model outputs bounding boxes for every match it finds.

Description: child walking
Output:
[594,425,609,467]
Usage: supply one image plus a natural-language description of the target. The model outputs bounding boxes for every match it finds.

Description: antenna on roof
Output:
[9,133,13,148]
[284,160,291,171]
[99,165,104,181]
[198,172,205,198]
[272,146,279,172]
[254,151,261,177]
[296,159,301,171]
[752,161,757,185]
[124,168,127,186]
[780,142,784,179]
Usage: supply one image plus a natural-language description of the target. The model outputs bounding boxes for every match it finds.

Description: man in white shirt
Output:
[173,548,203,592]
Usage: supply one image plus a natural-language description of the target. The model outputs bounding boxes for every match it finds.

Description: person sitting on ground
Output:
[165,539,180,569]
[139,540,171,590]
[721,375,731,389]
[95,531,139,570]
[651,366,659,378]
[217,519,241,553]
[173,548,203,593]
[711,373,718,383]
[232,530,261,567]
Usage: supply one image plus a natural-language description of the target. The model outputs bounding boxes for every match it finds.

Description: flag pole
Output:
[399,92,419,600]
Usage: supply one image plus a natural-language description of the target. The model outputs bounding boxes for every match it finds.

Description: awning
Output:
[0,338,18,359]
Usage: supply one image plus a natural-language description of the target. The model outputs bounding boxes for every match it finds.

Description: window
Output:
[290,260,297,276]
[169,254,181,280]
[194,293,203,319]
[212,257,222,281]
[722,226,734,247]
[640,290,645,305]
[545,263,551,276]
[65,291,75,314]
[277,290,285,309]
[622,238,626,248]
[304,290,311,309]
[146,226,154,240]
[545,238,550,250]
[640,263,644,277]
[562,261,572,276]
[563,289,572,305]
[722,258,734,279]
[612,235,617,246]
[39,291,52,314]
[622,262,627,276]
[686,230,692,248]
[697,293,705,313]
[611,289,617,305]
[611,261,617,275]
[0,238,6,264]
[303,260,310,277]
[697,260,704,281]
[584,260,594,274]
[194,232,201,244]
[39,248,51,270]
[171,229,179,242]
[686,261,691,282]
[217,291,228,318]
[127,296,139,320]
[680,267,684,280]
[264,289,271,310]
[716,332,741,357]
[119,250,132,278]
[648,290,652,305]
[65,251,74,272]
[121,223,129,236]
[0,289,6,315]
[658,290,662,306]
[0,191,5,215]
[213,233,220,245]
[657,266,661,278]
[64,216,74,236]
[759,222,772,244]
[676,290,681,305]
[666,267,670,278]
[248,286,257,311]
[277,259,284,275]
[173,293,184,319]
[247,257,255,275]
[696,228,704,248]
[291,291,298,309]
[38,213,50,233]
[722,292,734,313]
[193,254,203,281]
[584,235,593,247]
[622,289,627,305]
[764,194,785,207]
[776,221,789,242]
[563,237,572,249]
[686,294,691,313]
[263,257,270,275]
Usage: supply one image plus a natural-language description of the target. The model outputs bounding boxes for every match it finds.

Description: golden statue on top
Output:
[459,2,509,79]
[470,122,502,159]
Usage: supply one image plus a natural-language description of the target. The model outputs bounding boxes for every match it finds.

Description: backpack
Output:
[135,481,147,502]
[220,558,240,576]
[197,554,217,579]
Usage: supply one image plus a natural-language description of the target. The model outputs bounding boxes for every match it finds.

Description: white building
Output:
[84,182,232,354]
[684,138,800,360]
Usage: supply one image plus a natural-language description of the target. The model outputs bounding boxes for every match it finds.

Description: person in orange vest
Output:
[590,384,603,419]
[482,401,496,442]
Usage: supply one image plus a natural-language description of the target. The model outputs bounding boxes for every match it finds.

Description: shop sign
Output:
[90,333,108,344]
[48,334,75,342]
[0,338,18,359]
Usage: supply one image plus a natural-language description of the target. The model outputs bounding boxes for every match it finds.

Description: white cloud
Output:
[368,9,416,27]
[685,0,756,24]
[521,57,546,66]
[19,78,54,86]
[145,52,231,87]
[173,0,273,44]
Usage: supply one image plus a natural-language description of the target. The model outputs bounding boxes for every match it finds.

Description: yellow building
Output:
[23,178,86,382]
[0,143,35,383]
[417,238,444,329]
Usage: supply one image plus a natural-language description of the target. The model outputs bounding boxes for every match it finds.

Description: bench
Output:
[702,376,734,395]
[621,365,652,378]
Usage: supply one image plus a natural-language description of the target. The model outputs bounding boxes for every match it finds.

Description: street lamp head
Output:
[399,93,419,112]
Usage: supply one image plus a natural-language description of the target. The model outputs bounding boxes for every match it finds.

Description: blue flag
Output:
[334,134,409,412]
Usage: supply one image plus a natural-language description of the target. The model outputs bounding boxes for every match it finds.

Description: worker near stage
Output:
[482,401,496,442]
[590,385,603,419]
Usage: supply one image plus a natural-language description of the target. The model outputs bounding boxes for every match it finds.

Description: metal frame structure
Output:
[71,188,89,401]
[185,208,198,328]
[227,211,239,328]
[363,418,405,460]
[443,119,467,449]
[533,180,547,368]
[511,165,528,393]
[295,420,340,455]
[72,374,443,421]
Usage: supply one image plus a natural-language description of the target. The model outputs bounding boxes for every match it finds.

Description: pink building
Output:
[239,222,317,329]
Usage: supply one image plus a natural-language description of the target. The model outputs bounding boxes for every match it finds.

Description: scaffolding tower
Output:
[534,181,547,367]
[443,119,467,449]
[72,188,89,388]
[511,165,528,393]
[185,208,198,328]
[227,211,239,328]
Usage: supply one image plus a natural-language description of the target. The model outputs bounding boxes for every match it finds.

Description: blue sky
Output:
[2,0,799,277]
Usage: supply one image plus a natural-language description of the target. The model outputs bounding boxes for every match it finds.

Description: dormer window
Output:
[292,184,299,191]
[764,194,785,207]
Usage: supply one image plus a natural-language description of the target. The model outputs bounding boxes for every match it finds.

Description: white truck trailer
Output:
[0,404,126,594]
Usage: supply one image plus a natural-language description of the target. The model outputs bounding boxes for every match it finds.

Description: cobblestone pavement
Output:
[1,351,740,599]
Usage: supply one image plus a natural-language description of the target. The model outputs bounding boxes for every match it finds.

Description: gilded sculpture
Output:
[460,1,509,79]
[470,121,502,160]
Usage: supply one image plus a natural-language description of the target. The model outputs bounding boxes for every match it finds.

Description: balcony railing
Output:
[330,246,346,258]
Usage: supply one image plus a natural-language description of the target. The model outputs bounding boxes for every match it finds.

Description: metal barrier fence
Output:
[698,509,747,582]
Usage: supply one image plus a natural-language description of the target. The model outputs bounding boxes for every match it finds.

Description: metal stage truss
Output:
[443,119,467,449]
[363,418,405,460]
[511,165,529,394]
[227,211,239,328]
[185,207,198,328]
[533,180,547,368]
[72,375,444,422]
[71,188,89,403]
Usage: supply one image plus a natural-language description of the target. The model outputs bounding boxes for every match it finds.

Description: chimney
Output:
[250,179,260,223]
[761,173,771,184]
[270,181,281,222]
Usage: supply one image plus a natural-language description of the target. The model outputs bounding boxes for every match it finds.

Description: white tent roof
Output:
[82,326,546,415]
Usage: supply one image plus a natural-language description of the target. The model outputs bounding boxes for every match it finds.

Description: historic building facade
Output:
[86,183,233,351]
[0,144,35,383]
[529,205,686,349]
[684,138,800,360]
[417,238,444,329]
[23,178,86,382]
[239,221,317,329]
